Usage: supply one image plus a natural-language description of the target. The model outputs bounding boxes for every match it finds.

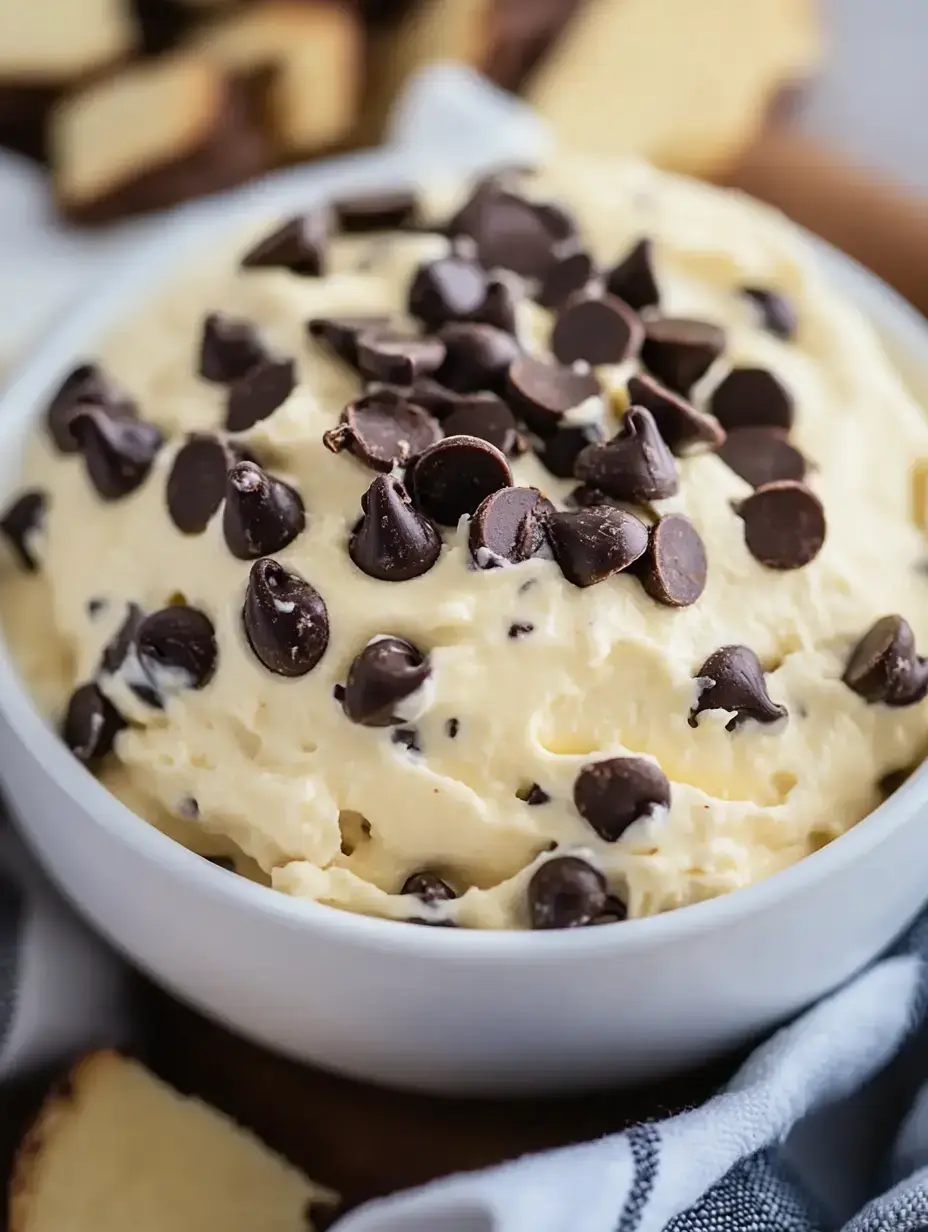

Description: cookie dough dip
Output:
[3,157,928,932]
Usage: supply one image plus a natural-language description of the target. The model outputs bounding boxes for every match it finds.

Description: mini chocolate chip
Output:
[446,717,460,738]
[241,211,328,276]
[332,683,346,703]
[710,367,794,431]
[574,757,671,842]
[743,287,796,340]
[392,726,421,753]
[446,186,572,280]
[478,279,519,333]
[636,514,707,607]
[626,373,725,455]
[507,355,600,436]
[335,190,418,232]
[408,256,488,330]
[843,615,928,706]
[307,314,391,367]
[551,292,644,367]
[342,636,431,727]
[690,645,787,730]
[575,406,678,502]
[606,238,660,312]
[544,507,649,588]
[408,436,512,526]
[199,312,267,383]
[437,322,521,394]
[166,435,240,534]
[642,317,726,393]
[87,597,107,618]
[529,856,606,929]
[469,486,551,568]
[443,394,520,455]
[537,424,605,479]
[62,683,124,766]
[243,557,329,676]
[517,782,549,805]
[538,250,596,310]
[45,363,134,454]
[508,622,534,639]
[737,480,826,570]
[0,489,45,571]
[350,474,442,581]
[226,357,296,432]
[718,427,806,488]
[137,606,217,693]
[357,330,447,386]
[223,461,305,559]
[402,870,456,902]
[324,390,441,472]
[70,408,163,501]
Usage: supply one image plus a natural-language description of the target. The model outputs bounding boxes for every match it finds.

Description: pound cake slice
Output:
[10,1052,338,1232]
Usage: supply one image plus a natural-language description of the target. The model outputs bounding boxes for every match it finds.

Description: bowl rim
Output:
[2,162,928,962]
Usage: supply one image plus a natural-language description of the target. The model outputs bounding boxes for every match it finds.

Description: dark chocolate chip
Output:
[718,427,806,488]
[241,211,329,276]
[442,394,520,455]
[469,486,552,568]
[100,602,144,676]
[87,597,107,618]
[566,484,625,510]
[551,292,644,367]
[199,312,267,383]
[437,322,521,394]
[544,507,649,588]
[0,489,45,571]
[574,756,671,842]
[166,435,239,534]
[408,256,488,330]
[223,461,305,559]
[350,475,442,581]
[323,390,441,472]
[226,357,296,432]
[307,314,391,367]
[446,717,460,738]
[574,406,678,501]
[62,683,124,767]
[743,287,796,340]
[528,856,607,929]
[70,408,163,501]
[357,330,447,386]
[342,636,431,727]
[137,606,218,693]
[402,870,456,903]
[517,782,550,805]
[843,615,928,706]
[537,424,605,479]
[446,186,573,279]
[690,645,787,730]
[626,373,725,455]
[538,250,596,310]
[508,621,534,639]
[636,513,707,607]
[45,363,134,455]
[590,894,629,925]
[243,557,329,677]
[642,317,726,393]
[479,279,518,333]
[392,726,421,753]
[606,238,660,312]
[710,367,794,431]
[507,355,600,436]
[408,436,512,526]
[335,190,419,232]
[736,480,826,570]
[398,377,464,420]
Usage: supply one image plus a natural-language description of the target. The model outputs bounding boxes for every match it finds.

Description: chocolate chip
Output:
[437,322,521,394]
[743,287,796,340]
[87,598,107,619]
[350,475,442,581]
[737,480,826,570]
[574,757,670,841]
[508,622,534,639]
[342,636,431,727]
[566,485,624,510]
[718,427,806,488]
[207,855,236,873]
[842,615,928,706]
[408,436,512,526]
[226,358,296,432]
[642,317,725,393]
[397,377,464,420]
[575,406,678,502]
[446,717,460,738]
[879,765,915,799]
[478,279,519,333]
[62,683,124,767]
[392,726,421,753]
[199,312,267,383]
[507,355,600,436]
[241,211,328,276]
[357,330,447,386]
[636,514,707,607]
[528,856,606,929]
[469,486,552,568]
[45,363,134,455]
[100,602,144,676]
[606,238,660,312]
[137,606,217,694]
[223,461,305,559]
[551,292,644,367]
[544,507,649,588]
[538,250,596,310]
[70,408,163,501]
[335,190,418,232]
[0,489,45,571]
[307,314,391,367]
[517,782,549,805]
[690,645,787,730]
[408,256,488,330]
[626,373,725,456]
[446,186,572,280]
[537,424,604,479]
[166,435,239,534]
[590,894,629,925]
[402,871,456,903]
[243,557,329,676]
[324,390,441,472]
[710,367,794,431]
[443,394,520,455]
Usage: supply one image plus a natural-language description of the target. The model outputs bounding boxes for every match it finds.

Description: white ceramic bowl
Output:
[1,158,928,1095]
